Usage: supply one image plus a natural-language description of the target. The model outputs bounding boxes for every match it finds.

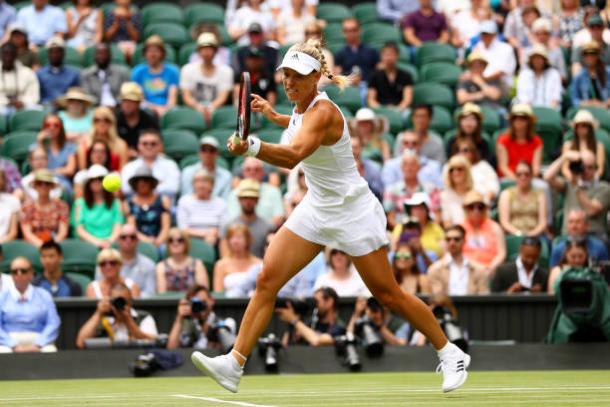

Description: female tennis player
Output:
[191,39,470,393]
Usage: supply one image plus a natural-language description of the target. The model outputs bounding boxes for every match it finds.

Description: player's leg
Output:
[350,246,470,392]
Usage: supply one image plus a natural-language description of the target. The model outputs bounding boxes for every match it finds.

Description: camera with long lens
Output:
[569,159,584,175]
[432,306,468,353]
[276,297,312,317]
[106,296,127,316]
[209,319,236,353]
[258,333,283,372]
[354,318,384,358]
[334,332,361,372]
[190,298,207,315]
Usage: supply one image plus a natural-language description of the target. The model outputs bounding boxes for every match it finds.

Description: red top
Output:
[496,132,543,177]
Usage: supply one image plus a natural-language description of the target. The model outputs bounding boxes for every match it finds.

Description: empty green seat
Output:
[162,129,200,161]
[259,128,283,144]
[9,109,46,131]
[142,3,184,27]
[415,43,457,68]
[59,239,99,278]
[362,23,401,47]
[161,107,207,134]
[132,42,177,65]
[1,131,37,163]
[65,272,92,293]
[480,106,502,134]
[406,106,452,135]
[137,241,160,262]
[532,107,563,162]
[185,3,225,26]
[412,82,455,111]
[352,2,378,25]
[323,85,362,114]
[0,240,42,273]
[261,104,293,129]
[38,46,82,67]
[372,106,405,135]
[420,62,462,88]
[143,23,189,48]
[323,23,345,43]
[178,42,197,66]
[316,3,352,23]
[83,44,126,67]
[211,106,238,129]
[189,238,217,278]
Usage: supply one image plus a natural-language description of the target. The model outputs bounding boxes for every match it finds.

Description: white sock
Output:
[437,342,455,357]
[229,352,246,370]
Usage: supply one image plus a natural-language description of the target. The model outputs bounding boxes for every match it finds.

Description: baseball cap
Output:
[200,136,219,149]
[248,23,263,33]
[479,20,497,34]
[355,108,376,121]
[588,14,604,27]
[197,32,218,48]
[45,36,65,49]
[532,18,551,33]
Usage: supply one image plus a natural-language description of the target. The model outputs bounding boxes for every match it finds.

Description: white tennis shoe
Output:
[436,343,471,393]
[191,352,243,393]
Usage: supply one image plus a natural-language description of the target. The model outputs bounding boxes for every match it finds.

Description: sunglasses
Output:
[200,146,217,153]
[169,237,185,244]
[330,249,345,256]
[34,181,54,187]
[466,203,486,211]
[119,234,137,241]
[98,260,119,267]
[10,267,31,275]
[445,236,462,243]
[93,117,112,123]
[140,141,159,147]
[394,252,413,260]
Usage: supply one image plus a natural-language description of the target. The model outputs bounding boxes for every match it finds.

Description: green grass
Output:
[0,371,609,406]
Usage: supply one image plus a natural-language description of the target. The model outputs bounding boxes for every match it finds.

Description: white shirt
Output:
[314,267,371,297]
[471,160,500,199]
[0,273,13,292]
[120,155,181,197]
[179,62,234,105]
[0,62,40,108]
[277,9,315,45]
[516,256,538,289]
[229,6,276,46]
[437,0,470,18]
[0,192,20,237]
[447,255,470,296]
[516,67,562,109]
[105,308,158,341]
[176,194,227,231]
[473,38,516,89]
[450,10,481,45]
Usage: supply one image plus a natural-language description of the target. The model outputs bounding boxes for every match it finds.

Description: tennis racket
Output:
[231,72,251,145]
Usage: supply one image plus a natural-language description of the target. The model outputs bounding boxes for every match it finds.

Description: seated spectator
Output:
[555,0,583,48]
[427,225,490,296]
[0,169,19,244]
[7,24,40,69]
[77,106,129,170]
[21,148,63,201]
[65,0,102,51]
[0,43,39,115]
[120,128,180,200]
[547,238,590,294]
[498,161,548,238]
[516,45,562,109]
[367,42,413,113]
[276,0,315,46]
[523,18,567,80]
[177,169,226,246]
[16,0,66,47]
[348,136,384,203]
[346,297,410,346]
[109,224,157,298]
[0,2,16,40]
[73,164,124,249]
[402,0,449,46]
[87,248,140,298]
[77,281,155,348]
[73,139,112,198]
[334,18,379,84]
[377,0,418,25]
[20,170,69,247]
[131,35,179,117]
[228,0,276,45]
[37,36,80,106]
[503,1,543,50]
[496,104,543,180]
[571,41,610,108]
[396,217,438,272]
[471,20,517,90]
[35,113,77,185]
[232,23,279,78]
[115,82,159,158]
[456,52,504,111]
[447,103,494,165]
[562,110,605,180]
[226,158,284,226]
[268,0,317,20]
[222,179,274,259]
[102,0,140,61]
[57,87,95,141]
[314,248,370,297]
[80,43,131,108]
[156,228,209,293]
[303,21,334,88]
[181,33,234,126]
[395,106,445,164]
[33,240,81,297]
[188,24,231,67]
[461,191,507,271]
[167,284,237,350]
[384,133,443,188]
[393,242,430,295]
[181,137,232,199]
[549,209,609,268]
[349,108,391,163]
[571,15,610,76]
[235,46,276,106]
[277,286,346,347]
[124,166,170,248]
[0,157,22,197]
[544,150,610,240]
[440,155,474,227]
[213,224,262,293]
[455,138,499,203]
[572,10,610,53]
[449,0,491,50]
[0,257,60,353]
[492,236,548,293]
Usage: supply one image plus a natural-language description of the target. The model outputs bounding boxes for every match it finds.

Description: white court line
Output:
[172,394,275,407]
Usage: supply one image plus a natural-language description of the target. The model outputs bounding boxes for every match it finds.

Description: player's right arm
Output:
[251,93,290,128]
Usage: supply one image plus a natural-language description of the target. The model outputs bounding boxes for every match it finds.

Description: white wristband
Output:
[246,136,261,157]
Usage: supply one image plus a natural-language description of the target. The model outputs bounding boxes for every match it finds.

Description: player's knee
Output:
[371,288,400,310]
[255,268,280,296]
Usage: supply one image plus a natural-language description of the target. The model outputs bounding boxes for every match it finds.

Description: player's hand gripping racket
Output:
[231,72,251,146]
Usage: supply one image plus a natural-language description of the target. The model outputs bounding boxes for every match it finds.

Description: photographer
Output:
[167,285,236,350]
[347,297,409,346]
[275,287,345,347]
[544,150,610,242]
[76,283,158,349]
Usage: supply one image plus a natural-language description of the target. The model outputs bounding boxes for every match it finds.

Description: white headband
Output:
[276,51,321,75]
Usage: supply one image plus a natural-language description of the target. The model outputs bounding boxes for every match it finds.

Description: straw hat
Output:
[143,35,165,53]
[571,110,599,128]
[582,41,602,55]
[197,32,218,48]
[236,179,260,198]
[467,51,488,66]
[531,18,551,33]
[457,103,483,121]
[510,104,535,121]
[119,82,144,102]
[30,169,58,187]
[128,166,159,190]
[462,190,487,207]
[57,87,96,107]
[527,44,550,64]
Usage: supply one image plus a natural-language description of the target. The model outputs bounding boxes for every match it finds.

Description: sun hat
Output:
[197,32,218,48]
[128,166,159,190]
[456,103,483,121]
[86,164,109,181]
[462,190,487,207]
[30,169,58,187]
[236,179,260,198]
[119,82,144,102]
[57,87,96,107]
[467,51,488,66]
[571,110,599,128]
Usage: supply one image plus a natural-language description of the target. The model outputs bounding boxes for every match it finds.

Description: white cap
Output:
[276,51,321,75]
[404,192,430,208]
[480,20,497,34]
[355,108,376,121]
[86,164,109,180]
[532,17,551,33]
[200,136,219,148]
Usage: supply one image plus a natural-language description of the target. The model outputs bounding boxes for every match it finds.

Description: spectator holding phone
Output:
[491,237,548,293]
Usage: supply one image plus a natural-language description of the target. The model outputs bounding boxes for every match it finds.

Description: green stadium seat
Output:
[65,272,92,293]
[419,62,462,88]
[179,154,200,170]
[316,3,352,23]
[9,109,46,131]
[0,131,37,163]
[261,104,293,129]
[323,85,362,114]
[133,42,177,65]
[532,107,563,162]
[0,240,42,273]
[100,3,117,14]
[38,46,82,67]
[326,41,346,56]
[211,106,238,129]
[137,241,160,262]
[143,23,189,48]
[13,1,30,10]
[398,63,418,83]
[83,44,127,67]
[362,23,401,47]
[161,107,207,134]
[500,179,516,192]
[162,129,200,162]
[323,23,345,43]
[216,24,233,46]
[188,238,217,279]
[178,43,197,66]
[372,106,405,135]
[59,239,99,278]
[141,3,184,27]
[0,114,8,136]
[352,2,378,25]
[412,82,455,112]
[259,128,283,144]
[566,106,610,133]
[415,43,457,68]
[406,106,452,135]
[480,106,502,134]
[185,3,225,26]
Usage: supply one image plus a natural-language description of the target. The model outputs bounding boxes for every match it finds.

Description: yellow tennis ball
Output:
[102,173,121,193]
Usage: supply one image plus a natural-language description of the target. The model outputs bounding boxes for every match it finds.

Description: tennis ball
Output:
[102,173,121,193]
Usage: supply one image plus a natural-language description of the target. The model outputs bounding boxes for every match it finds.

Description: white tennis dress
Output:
[283,92,389,256]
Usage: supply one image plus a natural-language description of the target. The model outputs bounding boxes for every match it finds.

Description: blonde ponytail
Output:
[289,39,352,91]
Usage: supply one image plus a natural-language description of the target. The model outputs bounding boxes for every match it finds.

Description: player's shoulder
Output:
[307,98,340,123]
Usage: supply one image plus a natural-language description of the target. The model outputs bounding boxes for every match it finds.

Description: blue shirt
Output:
[37,65,81,104]
[0,284,60,347]
[131,63,179,106]
[33,274,82,298]
[16,5,67,45]
[362,158,385,202]
[571,67,610,107]
[334,44,380,81]
[181,163,232,199]
[0,2,16,39]
[381,155,443,189]
[549,236,609,268]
